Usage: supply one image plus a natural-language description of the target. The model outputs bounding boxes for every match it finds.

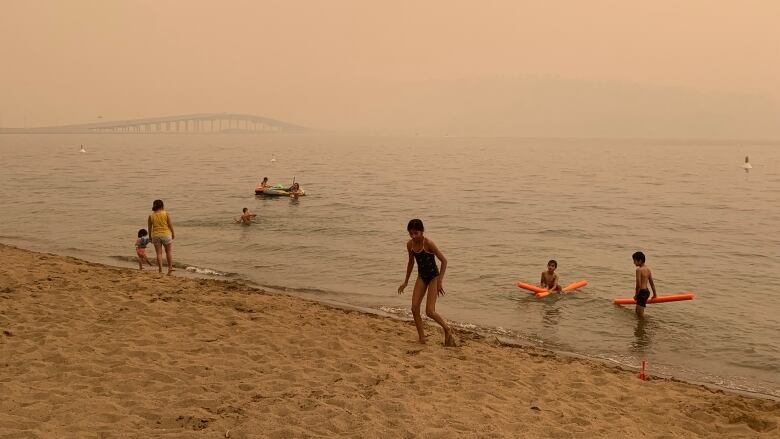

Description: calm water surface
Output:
[1,134,779,398]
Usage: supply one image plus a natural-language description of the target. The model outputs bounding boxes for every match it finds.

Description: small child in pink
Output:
[135,229,152,270]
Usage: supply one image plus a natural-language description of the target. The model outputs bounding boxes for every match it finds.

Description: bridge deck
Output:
[1,113,309,133]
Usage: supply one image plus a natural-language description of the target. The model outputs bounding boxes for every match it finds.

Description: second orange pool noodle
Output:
[535,280,589,298]
[613,293,694,305]
[516,281,547,294]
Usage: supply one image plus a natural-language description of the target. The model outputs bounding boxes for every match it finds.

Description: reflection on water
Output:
[542,302,561,327]
[631,318,653,353]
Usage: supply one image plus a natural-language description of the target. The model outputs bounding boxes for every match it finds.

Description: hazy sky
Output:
[1,0,778,137]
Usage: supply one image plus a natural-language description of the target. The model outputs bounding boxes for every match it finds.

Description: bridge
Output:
[0,113,310,134]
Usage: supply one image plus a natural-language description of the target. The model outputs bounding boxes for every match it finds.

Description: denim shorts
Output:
[152,236,173,246]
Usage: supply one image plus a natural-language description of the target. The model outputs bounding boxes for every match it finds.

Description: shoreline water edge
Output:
[1,243,779,437]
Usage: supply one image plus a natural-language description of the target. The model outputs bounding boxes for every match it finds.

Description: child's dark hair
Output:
[632,251,646,263]
[138,229,148,238]
[152,199,164,211]
[407,218,424,232]
[548,259,557,267]
[242,207,248,213]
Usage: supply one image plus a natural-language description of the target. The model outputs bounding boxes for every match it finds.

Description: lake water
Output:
[1,133,778,398]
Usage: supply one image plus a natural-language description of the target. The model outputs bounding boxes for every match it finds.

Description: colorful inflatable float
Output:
[255,184,306,197]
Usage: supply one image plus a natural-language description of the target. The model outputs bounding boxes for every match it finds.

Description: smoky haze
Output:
[1,0,779,138]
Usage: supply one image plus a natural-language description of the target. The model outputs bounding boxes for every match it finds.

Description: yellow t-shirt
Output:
[149,210,171,238]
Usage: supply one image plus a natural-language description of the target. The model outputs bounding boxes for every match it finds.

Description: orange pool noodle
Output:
[535,280,588,298]
[516,281,547,294]
[563,280,588,292]
[613,293,694,305]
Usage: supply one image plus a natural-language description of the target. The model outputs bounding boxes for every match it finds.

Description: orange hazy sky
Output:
[1,0,778,137]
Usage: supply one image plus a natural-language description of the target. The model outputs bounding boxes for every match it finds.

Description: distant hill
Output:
[305,76,780,139]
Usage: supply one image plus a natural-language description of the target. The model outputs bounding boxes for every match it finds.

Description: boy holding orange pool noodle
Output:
[633,251,657,318]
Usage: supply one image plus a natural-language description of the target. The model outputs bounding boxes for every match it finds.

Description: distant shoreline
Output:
[2,130,779,145]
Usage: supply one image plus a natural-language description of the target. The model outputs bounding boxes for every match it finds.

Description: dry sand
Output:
[1,244,778,438]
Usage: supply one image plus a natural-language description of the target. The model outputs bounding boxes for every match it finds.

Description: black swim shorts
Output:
[635,288,651,307]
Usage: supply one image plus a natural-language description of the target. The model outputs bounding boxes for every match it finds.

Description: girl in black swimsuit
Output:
[398,219,455,347]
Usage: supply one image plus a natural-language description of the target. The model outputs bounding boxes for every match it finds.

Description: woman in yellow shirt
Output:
[148,199,175,274]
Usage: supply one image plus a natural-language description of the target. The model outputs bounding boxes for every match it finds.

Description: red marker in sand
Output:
[638,360,647,381]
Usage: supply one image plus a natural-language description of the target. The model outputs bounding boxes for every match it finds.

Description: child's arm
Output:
[635,268,641,294]
[398,243,415,294]
[540,272,547,288]
[428,239,447,294]
[648,271,657,298]
[166,213,175,240]
[135,238,141,249]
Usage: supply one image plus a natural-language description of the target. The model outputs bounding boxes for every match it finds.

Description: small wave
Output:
[377,306,541,344]
[256,283,334,296]
[378,305,408,317]
[184,266,231,276]
[110,255,237,277]
[111,255,143,264]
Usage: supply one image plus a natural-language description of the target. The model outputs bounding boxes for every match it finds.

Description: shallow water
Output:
[1,133,778,397]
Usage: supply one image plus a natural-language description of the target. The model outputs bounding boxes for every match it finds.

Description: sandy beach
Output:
[0,244,778,438]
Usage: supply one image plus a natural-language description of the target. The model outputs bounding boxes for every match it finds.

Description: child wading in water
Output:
[135,229,153,270]
[148,199,175,275]
[235,207,257,225]
[398,219,456,347]
[540,259,562,293]
[633,251,657,318]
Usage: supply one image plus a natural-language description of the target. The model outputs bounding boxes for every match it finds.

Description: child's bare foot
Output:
[167,268,176,275]
[444,332,457,347]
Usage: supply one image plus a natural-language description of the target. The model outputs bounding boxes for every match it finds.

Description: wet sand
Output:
[1,243,778,438]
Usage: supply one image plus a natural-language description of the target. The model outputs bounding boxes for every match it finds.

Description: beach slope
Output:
[0,244,777,438]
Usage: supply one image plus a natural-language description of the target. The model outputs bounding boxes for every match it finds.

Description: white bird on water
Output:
[743,155,752,172]
[270,155,277,163]
[79,144,86,153]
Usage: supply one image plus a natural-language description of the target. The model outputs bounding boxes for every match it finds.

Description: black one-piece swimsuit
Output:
[412,241,439,286]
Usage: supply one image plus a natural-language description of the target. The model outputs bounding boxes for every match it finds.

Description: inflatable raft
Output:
[255,184,306,197]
